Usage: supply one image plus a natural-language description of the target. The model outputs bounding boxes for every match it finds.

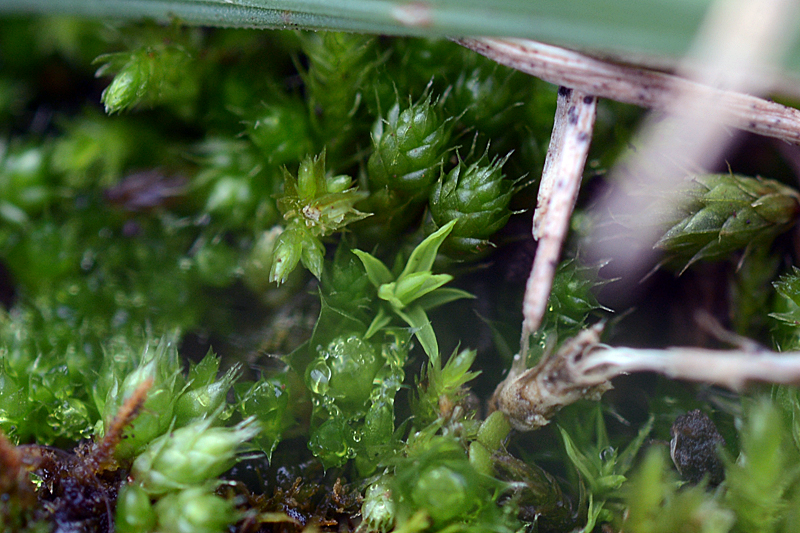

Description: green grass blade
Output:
[7,0,800,75]
[0,0,708,58]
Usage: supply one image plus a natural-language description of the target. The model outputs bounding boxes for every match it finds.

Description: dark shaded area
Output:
[223,456,364,532]
[0,261,16,308]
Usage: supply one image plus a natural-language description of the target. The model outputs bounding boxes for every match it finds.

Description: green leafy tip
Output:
[368,94,451,197]
[353,220,473,361]
[429,150,515,259]
[270,151,371,284]
[654,174,800,271]
[95,44,199,115]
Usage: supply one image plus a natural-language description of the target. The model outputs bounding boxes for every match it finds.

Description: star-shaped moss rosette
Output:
[353,219,473,361]
[270,151,370,284]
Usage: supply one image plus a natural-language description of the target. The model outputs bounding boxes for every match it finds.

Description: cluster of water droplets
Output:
[304,331,409,468]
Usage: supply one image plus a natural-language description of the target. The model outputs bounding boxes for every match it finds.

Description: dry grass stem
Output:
[520,87,597,359]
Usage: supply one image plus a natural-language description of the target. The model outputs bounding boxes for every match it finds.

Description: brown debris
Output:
[0,377,152,532]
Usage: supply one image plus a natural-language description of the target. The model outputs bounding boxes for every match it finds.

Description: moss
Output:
[1,16,800,533]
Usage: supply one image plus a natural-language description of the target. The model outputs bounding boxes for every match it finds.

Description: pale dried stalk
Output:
[494,324,610,431]
[455,34,800,145]
[495,323,800,431]
[491,0,800,433]
[577,345,800,393]
[520,87,597,359]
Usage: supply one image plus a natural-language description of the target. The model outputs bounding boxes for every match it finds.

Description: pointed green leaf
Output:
[559,426,599,485]
[296,151,326,199]
[442,348,478,382]
[415,287,474,310]
[774,266,800,307]
[395,304,438,362]
[439,348,481,396]
[269,228,303,285]
[353,249,394,287]
[770,311,800,327]
[383,272,453,308]
[597,474,626,491]
[581,494,606,533]
[617,415,654,474]
[399,219,457,279]
[365,306,393,339]
[300,233,325,279]
[377,281,405,309]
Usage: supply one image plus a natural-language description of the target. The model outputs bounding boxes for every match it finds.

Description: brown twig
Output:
[84,377,153,473]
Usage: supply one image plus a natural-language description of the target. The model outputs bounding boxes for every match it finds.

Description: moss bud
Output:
[154,486,238,533]
[132,417,260,495]
[115,483,157,533]
[368,95,450,197]
[429,152,514,259]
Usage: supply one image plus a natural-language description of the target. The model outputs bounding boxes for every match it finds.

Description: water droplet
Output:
[600,446,615,462]
[306,359,331,395]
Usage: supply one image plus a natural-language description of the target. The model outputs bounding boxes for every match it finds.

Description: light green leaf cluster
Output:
[116,415,259,533]
[359,364,513,533]
[413,347,481,428]
[559,406,654,531]
[271,151,370,284]
[623,448,734,533]
[385,434,520,533]
[131,416,260,495]
[97,338,245,459]
[354,219,473,361]
[95,42,199,115]
[116,483,238,533]
[304,329,409,471]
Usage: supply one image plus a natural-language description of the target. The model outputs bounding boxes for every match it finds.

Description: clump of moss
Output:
[3,15,800,533]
